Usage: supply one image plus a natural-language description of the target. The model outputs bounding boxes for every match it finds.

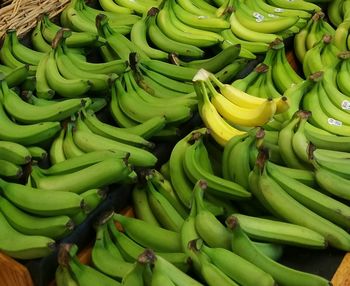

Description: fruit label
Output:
[328,118,343,126]
[341,100,350,110]
[274,8,284,12]
[253,12,264,22]
[268,14,278,18]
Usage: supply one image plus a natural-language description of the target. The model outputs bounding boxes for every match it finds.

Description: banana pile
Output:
[1,0,350,284]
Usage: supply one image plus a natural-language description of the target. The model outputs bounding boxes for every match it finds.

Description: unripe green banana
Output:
[92,223,133,279]
[203,244,276,286]
[0,196,74,239]
[72,129,158,167]
[0,178,84,216]
[0,209,56,259]
[113,213,182,253]
[146,180,184,232]
[194,180,232,249]
[227,215,331,286]
[132,184,160,226]
[0,140,31,165]
[234,213,326,248]
[31,157,134,194]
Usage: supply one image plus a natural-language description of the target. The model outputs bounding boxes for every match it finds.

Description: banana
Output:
[63,123,85,159]
[291,111,314,165]
[35,52,55,99]
[314,163,350,200]
[72,128,158,167]
[132,184,160,226]
[202,244,276,286]
[146,169,188,218]
[207,79,277,127]
[0,210,55,259]
[55,43,114,92]
[107,219,189,271]
[0,141,31,165]
[91,223,133,279]
[147,249,203,286]
[126,70,197,109]
[194,80,246,146]
[268,161,350,229]
[27,146,48,161]
[98,0,134,14]
[171,0,229,31]
[31,157,134,194]
[304,122,350,151]
[31,19,52,53]
[337,57,350,96]
[4,64,29,87]
[234,213,326,248]
[234,0,299,33]
[157,1,222,48]
[193,180,232,249]
[137,63,194,93]
[169,128,207,208]
[63,46,127,75]
[328,0,344,26]
[151,264,176,286]
[55,265,78,286]
[302,38,325,77]
[267,0,321,12]
[50,129,66,165]
[0,196,74,239]
[117,76,193,124]
[9,29,45,66]
[0,178,84,216]
[148,12,206,58]
[214,58,248,83]
[209,72,286,113]
[140,59,198,81]
[0,100,61,146]
[146,180,184,231]
[253,157,350,250]
[113,213,182,252]
[0,160,22,178]
[82,109,154,148]
[121,261,145,286]
[0,31,34,71]
[221,29,269,54]
[175,44,239,73]
[267,161,315,186]
[230,13,280,43]
[2,82,89,124]
[303,81,350,136]
[130,12,168,60]
[294,19,312,63]
[318,76,350,125]
[184,137,251,200]
[227,216,331,286]
[45,49,91,98]
[278,114,309,169]
[189,247,239,286]
[63,244,121,286]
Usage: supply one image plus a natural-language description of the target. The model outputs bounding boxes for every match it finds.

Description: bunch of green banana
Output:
[294,11,335,63]
[328,0,350,27]
[229,0,313,49]
[248,149,350,251]
[301,72,350,136]
[303,34,342,77]
[109,69,195,135]
[45,110,158,167]
[62,0,140,35]
[0,140,32,179]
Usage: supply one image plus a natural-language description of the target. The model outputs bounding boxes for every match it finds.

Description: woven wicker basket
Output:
[0,0,70,40]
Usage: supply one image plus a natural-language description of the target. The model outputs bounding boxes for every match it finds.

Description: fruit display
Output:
[1,0,350,285]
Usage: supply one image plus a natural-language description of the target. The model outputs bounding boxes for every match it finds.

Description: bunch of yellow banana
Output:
[193,69,287,146]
